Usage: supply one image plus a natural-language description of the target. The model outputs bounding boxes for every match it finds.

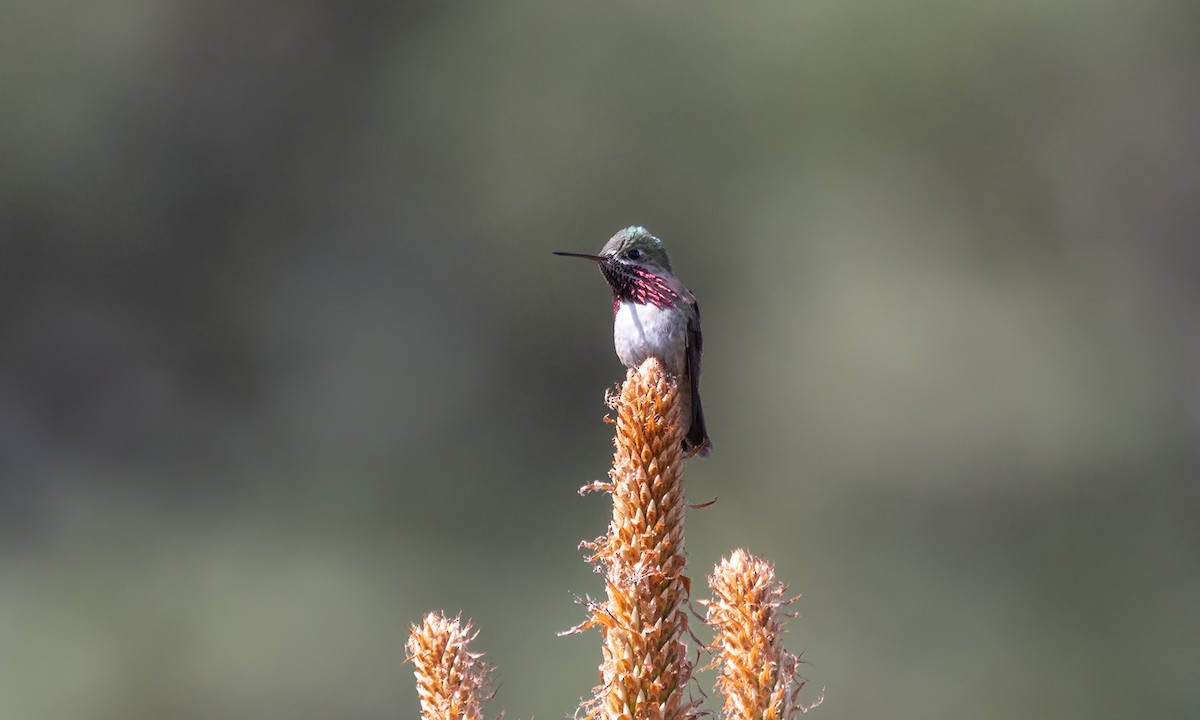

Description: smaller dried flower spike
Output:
[706,550,820,720]
[407,612,492,720]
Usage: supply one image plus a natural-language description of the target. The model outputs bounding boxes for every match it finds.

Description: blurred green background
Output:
[3,1,1198,718]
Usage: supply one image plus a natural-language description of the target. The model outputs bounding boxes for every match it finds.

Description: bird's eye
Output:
[626,249,643,260]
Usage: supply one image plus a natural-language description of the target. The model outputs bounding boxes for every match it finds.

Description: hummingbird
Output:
[555,226,711,457]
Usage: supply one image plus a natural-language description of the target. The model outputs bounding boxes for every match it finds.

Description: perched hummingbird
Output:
[556,226,711,457]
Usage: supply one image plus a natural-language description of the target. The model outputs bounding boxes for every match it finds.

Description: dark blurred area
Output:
[2,2,1199,718]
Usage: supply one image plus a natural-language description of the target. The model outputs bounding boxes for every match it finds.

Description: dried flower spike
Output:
[577,358,697,720]
[706,550,820,720]
[407,612,492,720]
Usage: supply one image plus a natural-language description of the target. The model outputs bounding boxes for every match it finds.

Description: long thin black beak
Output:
[553,251,605,262]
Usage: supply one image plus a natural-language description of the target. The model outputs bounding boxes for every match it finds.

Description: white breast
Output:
[613,301,687,374]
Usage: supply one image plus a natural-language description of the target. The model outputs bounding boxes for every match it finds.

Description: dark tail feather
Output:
[682,381,711,458]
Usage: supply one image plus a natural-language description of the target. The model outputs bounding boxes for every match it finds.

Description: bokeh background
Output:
[3,2,1199,718]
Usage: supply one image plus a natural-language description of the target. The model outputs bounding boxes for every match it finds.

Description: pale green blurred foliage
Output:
[2,2,1197,719]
